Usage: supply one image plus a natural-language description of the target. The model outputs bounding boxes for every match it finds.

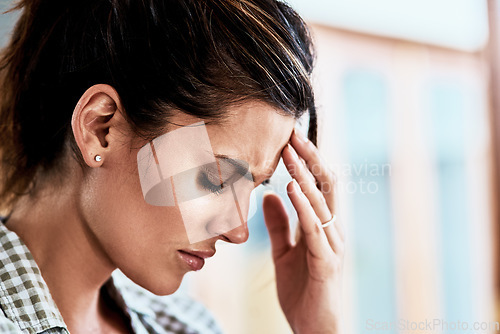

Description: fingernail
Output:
[292,179,307,198]
[291,179,301,194]
[288,143,299,159]
[294,128,308,143]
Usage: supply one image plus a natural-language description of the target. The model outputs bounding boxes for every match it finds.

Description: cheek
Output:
[77,150,201,294]
[84,161,190,261]
[178,194,231,243]
[85,168,192,293]
[177,185,254,243]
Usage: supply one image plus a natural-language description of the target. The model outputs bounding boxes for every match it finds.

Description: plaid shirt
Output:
[0,217,223,334]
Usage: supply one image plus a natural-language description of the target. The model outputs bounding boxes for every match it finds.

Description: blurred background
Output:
[0,0,497,333]
[191,0,497,332]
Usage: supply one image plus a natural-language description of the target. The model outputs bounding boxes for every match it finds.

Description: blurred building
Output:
[189,1,495,333]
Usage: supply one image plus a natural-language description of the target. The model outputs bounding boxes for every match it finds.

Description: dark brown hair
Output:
[0,0,317,212]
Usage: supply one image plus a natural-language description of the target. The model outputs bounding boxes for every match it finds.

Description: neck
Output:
[4,174,116,329]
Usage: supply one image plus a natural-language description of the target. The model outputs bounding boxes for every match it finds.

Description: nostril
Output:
[222,223,249,244]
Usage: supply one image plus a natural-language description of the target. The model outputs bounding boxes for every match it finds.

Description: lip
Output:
[177,249,215,271]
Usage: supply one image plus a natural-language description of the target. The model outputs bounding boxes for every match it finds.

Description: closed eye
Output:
[198,171,225,196]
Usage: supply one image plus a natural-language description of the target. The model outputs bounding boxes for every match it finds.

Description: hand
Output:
[263,129,345,334]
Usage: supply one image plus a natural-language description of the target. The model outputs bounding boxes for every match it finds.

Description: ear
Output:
[71,84,129,167]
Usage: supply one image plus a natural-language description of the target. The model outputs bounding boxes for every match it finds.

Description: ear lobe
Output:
[71,84,126,167]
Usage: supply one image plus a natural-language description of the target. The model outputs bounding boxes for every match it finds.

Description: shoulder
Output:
[110,270,223,334]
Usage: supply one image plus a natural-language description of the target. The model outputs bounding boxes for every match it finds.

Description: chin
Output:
[140,272,185,296]
[120,267,185,296]
[146,280,183,296]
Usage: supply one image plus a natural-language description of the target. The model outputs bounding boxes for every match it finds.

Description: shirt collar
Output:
[105,270,155,318]
[0,217,152,333]
[0,219,68,333]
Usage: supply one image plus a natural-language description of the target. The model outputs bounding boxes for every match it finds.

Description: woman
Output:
[0,0,345,333]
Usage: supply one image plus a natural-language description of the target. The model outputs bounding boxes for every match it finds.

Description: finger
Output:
[282,143,332,225]
[290,129,336,211]
[284,143,340,251]
[287,179,331,259]
[262,191,292,260]
[299,156,316,184]
[290,129,342,245]
[324,220,344,255]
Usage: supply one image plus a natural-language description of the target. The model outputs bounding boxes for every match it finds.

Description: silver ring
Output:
[321,214,336,228]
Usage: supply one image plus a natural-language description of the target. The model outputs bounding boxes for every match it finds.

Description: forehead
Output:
[204,101,295,182]
[137,101,296,183]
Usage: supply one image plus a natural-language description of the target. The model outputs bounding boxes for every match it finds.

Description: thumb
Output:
[263,191,292,260]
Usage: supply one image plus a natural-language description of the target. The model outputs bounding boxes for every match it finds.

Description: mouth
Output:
[177,249,215,271]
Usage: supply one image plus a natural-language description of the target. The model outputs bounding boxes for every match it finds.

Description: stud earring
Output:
[94,155,102,162]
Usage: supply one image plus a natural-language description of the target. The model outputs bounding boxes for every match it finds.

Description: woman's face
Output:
[79,100,295,294]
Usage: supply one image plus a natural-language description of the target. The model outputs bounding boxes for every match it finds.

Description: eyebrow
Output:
[213,153,256,183]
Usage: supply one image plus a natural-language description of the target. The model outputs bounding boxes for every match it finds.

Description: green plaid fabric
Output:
[0,218,223,334]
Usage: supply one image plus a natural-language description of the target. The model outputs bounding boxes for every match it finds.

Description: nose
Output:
[219,220,249,244]
[210,187,253,244]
